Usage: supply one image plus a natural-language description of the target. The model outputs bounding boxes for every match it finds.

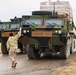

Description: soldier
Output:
[6,28,22,68]
[70,28,76,36]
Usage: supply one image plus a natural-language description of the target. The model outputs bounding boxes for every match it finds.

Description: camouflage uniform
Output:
[6,28,21,67]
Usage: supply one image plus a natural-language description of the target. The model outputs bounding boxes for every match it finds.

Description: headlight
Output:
[54,30,61,34]
[23,30,26,33]
[55,30,58,33]
[58,30,61,34]
[27,30,29,32]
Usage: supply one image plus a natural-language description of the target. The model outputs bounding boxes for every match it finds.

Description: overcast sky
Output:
[0,0,76,25]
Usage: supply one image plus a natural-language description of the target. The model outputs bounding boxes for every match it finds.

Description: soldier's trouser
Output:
[9,50,16,66]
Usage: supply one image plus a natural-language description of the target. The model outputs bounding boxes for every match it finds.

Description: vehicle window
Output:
[0,24,9,30]
[10,24,19,29]
[2,24,9,29]
[25,19,42,25]
[45,19,63,26]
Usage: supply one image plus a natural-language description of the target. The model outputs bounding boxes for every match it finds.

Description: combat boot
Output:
[13,62,17,68]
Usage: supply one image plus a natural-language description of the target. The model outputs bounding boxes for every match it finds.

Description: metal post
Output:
[53,2,55,15]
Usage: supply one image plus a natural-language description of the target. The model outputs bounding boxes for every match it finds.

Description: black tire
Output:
[32,11,52,15]
[26,45,40,59]
[33,48,40,58]
[0,37,8,54]
[60,39,70,59]
[26,45,35,59]
[1,42,8,54]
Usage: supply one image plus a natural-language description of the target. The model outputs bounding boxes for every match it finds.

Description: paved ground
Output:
[0,52,76,75]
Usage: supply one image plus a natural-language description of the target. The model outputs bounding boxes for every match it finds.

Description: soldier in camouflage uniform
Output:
[6,28,22,68]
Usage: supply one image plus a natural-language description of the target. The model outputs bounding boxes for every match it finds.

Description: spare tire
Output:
[32,11,52,15]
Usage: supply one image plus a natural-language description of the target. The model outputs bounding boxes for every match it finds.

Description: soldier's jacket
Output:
[6,29,21,51]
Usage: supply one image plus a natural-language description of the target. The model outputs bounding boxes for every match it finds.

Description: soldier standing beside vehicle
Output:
[6,28,22,68]
[70,28,76,35]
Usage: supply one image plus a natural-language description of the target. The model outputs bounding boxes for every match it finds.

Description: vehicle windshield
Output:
[0,24,9,30]
[10,23,19,29]
[45,19,63,26]
[25,19,42,25]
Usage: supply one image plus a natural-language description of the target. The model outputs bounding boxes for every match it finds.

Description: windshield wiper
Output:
[51,22,59,27]
[25,22,30,25]
[31,22,38,27]
[46,23,54,27]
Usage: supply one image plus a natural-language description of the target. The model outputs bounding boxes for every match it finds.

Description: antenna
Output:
[53,2,55,14]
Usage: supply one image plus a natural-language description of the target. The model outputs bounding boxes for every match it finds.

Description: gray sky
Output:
[0,0,76,25]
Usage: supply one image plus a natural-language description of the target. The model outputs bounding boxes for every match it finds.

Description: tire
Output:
[60,39,70,59]
[26,45,35,59]
[32,11,52,15]
[1,42,8,54]
[0,37,8,54]
[26,45,40,59]
[33,48,40,58]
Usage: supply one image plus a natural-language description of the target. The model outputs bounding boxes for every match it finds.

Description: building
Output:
[40,0,72,21]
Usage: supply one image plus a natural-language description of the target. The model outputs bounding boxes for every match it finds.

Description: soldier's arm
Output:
[14,27,22,40]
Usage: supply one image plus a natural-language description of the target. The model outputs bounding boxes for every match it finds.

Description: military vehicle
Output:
[20,0,76,59]
[0,17,26,54]
[21,10,75,59]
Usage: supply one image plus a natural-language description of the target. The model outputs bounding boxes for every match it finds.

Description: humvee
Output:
[21,11,75,59]
[0,17,26,54]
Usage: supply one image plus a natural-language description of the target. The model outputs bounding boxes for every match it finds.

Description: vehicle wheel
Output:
[26,45,35,59]
[1,42,8,54]
[60,39,70,59]
[33,48,40,58]
[0,37,8,54]
[32,11,52,15]
[26,45,40,59]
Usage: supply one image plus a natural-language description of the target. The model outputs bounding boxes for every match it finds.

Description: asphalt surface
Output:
[0,52,76,75]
